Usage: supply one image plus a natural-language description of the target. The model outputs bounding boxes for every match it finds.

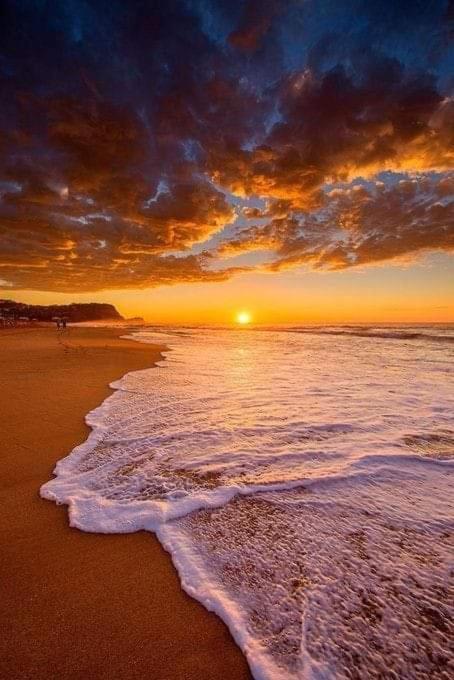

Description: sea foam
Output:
[41,327,454,678]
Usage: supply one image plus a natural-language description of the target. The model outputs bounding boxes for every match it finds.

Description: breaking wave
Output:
[41,327,454,678]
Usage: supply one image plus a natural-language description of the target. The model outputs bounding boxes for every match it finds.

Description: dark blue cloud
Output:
[0,0,452,290]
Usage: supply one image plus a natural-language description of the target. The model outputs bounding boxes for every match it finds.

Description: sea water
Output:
[41,326,454,679]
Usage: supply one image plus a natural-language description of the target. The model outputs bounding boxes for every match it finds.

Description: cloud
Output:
[218,173,454,271]
[0,1,452,291]
[210,61,451,201]
[228,0,283,51]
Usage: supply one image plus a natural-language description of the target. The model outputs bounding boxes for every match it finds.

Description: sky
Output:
[0,0,453,323]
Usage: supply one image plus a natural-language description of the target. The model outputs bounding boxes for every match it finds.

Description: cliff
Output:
[0,300,123,322]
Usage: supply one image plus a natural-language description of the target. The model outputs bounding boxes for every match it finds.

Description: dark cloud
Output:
[211,58,451,201]
[228,0,283,51]
[0,0,452,291]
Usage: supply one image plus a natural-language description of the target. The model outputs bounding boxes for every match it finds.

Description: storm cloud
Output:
[0,0,452,291]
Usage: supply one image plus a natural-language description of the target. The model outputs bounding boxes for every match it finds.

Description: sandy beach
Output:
[0,327,251,680]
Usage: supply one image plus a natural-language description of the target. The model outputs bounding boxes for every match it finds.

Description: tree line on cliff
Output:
[0,300,123,322]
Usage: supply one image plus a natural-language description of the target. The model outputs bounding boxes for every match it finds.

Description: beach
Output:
[0,327,251,680]
[36,325,452,679]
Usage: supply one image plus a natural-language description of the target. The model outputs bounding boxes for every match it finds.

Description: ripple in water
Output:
[41,327,454,679]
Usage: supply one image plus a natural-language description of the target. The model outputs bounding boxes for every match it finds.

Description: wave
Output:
[40,327,454,678]
[282,326,454,343]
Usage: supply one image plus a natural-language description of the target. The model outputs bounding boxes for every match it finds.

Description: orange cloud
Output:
[0,2,452,292]
[217,173,454,271]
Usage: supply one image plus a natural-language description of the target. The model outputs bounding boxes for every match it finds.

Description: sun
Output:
[236,311,252,325]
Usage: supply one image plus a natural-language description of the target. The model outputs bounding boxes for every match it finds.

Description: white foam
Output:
[41,327,454,678]
[161,470,453,679]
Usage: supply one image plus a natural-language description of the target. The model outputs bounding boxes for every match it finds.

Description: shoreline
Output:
[0,327,251,680]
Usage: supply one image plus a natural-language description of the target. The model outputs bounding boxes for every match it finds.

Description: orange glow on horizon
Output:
[4,258,454,326]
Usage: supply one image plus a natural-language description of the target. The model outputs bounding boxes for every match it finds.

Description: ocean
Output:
[41,325,454,679]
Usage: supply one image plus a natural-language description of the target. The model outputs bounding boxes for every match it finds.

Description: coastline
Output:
[0,327,251,680]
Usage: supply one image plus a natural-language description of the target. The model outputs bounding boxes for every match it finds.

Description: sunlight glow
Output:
[236,310,252,325]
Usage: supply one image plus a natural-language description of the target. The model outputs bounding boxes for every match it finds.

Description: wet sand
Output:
[0,327,251,680]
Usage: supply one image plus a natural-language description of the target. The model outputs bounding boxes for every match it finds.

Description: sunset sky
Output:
[1,0,453,323]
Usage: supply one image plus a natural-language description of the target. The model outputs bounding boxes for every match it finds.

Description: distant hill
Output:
[0,300,123,322]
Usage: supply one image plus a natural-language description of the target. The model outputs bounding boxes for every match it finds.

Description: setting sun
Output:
[236,311,252,325]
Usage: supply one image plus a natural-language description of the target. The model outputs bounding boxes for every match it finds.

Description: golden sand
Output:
[0,327,250,680]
